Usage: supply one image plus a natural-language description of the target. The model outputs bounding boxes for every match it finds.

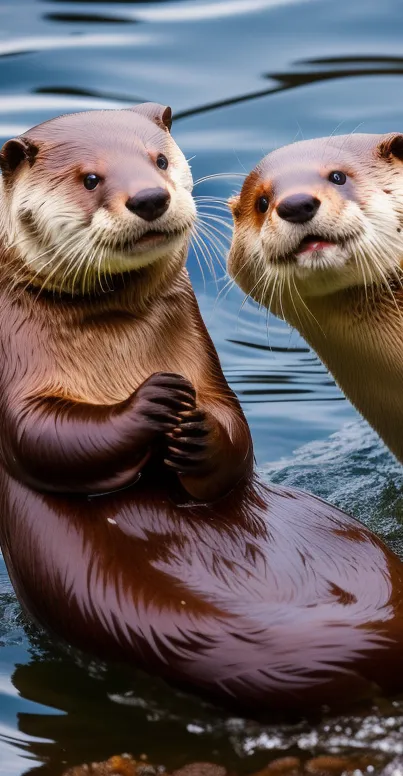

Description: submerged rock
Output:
[62,754,402,776]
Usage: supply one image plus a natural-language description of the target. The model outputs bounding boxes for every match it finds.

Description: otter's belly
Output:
[1,473,403,710]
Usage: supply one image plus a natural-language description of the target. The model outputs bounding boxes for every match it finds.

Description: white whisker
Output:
[194,173,247,188]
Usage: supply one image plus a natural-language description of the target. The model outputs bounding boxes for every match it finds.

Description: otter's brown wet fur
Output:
[228,133,403,465]
[2,111,403,712]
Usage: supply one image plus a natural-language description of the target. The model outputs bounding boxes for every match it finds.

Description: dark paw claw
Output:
[164,404,216,477]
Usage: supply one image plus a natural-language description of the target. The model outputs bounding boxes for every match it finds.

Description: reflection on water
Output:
[1,0,403,773]
[45,1,320,25]
[3,609,403,776]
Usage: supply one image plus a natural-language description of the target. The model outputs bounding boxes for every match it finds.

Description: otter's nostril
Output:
[276,194,320,224]
[125,188,170,222]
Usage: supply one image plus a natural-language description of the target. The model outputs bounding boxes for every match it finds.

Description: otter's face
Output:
[0,103,195,294]
[228,133,403,310]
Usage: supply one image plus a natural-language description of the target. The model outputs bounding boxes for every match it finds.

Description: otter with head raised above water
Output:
[228,133,403,465]
[2,110,403,712]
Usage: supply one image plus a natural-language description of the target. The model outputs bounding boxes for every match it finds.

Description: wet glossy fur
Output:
[1,112,403,711]
[228,133,403,465]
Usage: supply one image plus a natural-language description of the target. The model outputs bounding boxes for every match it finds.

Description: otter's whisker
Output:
[286,264,304,335]
[194,195,229,204]
[56,238,88,294]
[55,236,88,294]
[215,278,242,310]
[94,239,104,293]
[81,248,96,296]
[321,120,348,162]
[195,202,233,215]
[336,122,365,158]
[258,269,275,348]
[353,243,370,305]
[237,270,267,325]
[362,233,403,315]
[213,274,238,309]
[196,221,229,268]
[277,271,286,323]
[195,223,225,273]
[192,224,216,272]
[96,242,111,294]
[197,214,233,235]
[190,229,207,289]
[265,268,280,345]
[193,173,247,188]
[217,247,262,308]
[12,231,87,299]
[47,248,84,297]
[196,215,229,248]
[292,274,324,336]
[194,204,230,214]
[198,223,223,285]
[28,253,67,299]
[196,218,231,252]
[194,228,218,283]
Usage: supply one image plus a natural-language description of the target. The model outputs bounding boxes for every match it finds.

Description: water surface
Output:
[1,1,403,773]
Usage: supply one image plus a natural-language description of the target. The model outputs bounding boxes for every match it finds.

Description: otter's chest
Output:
[309,300,403,387]
[6,306,198,405]
[56,319,197,404]
[299,298,403,460]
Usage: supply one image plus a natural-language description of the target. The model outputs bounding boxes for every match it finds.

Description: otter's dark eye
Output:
[328,170,347,185]
[83,173,100,191]
[257,195,269,213]
[156,154,169,171]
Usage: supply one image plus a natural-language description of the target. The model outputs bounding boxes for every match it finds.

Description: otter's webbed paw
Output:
[164,407,217,475]
[134,372,196,437]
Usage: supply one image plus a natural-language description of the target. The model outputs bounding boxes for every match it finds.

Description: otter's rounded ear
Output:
[229,195,241,220]
[129,103,172,132]
[378,133,403,161]
[0,137,38,178]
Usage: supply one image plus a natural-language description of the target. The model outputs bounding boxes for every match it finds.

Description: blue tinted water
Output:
[1,1,403,773]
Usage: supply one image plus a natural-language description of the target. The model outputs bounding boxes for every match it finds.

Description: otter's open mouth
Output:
[116,228,184,253]
[295,235,337,255]
[272,232,357,266]
[136,230,169,245]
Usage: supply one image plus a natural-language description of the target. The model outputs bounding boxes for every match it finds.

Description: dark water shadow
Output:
[3,623,308,776]
[175,57,403,120]
[44,1,178,4]
[26,58,403,133]
[6,620,403,776]
[44,13,135,23]
[34,86,146,103]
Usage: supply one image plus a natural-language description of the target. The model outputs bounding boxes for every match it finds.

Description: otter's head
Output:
[228,133,403,310]
[0,103,195,295]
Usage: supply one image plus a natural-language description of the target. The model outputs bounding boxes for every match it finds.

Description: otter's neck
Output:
[283,286,403,463]
[0,260,208,407]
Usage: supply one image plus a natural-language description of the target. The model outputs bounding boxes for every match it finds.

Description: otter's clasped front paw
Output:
[164,407,217,474]
[134,372,196,436]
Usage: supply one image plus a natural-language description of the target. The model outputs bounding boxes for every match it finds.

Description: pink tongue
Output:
[298,240,334,254]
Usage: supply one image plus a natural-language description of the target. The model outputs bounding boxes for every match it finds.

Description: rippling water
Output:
[1,1,403,773]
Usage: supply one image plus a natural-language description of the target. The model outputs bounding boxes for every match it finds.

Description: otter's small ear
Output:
[0,137,38,178]
[378,133,403,161]
[129,103,172,132]
[229,195,241,220]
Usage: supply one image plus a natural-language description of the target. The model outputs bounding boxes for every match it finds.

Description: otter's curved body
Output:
[1,113,403,711]
[228,133,403,464]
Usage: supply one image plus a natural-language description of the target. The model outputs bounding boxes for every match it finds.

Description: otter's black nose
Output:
[126,188,170,222]
[276,194,320,224]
